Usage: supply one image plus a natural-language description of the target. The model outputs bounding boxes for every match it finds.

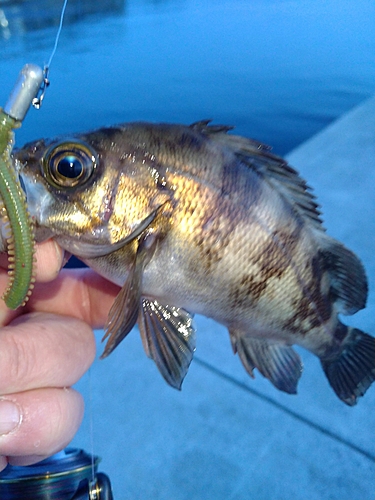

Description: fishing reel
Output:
[0,448,113,499]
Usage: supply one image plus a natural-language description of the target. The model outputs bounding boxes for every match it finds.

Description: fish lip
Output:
[18,173,27,196]
[11,158,27,195]
[18,169,54,228]
[13,156,23,174]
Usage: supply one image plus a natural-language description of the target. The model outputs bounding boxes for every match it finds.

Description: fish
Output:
[10,120,375,405]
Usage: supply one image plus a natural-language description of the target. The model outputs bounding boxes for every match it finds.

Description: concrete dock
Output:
[72,95,375,500]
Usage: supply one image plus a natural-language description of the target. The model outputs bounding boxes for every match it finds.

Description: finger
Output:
[0,239,64,282]
[0,387,84,468]
[0,239,66,326]
[0,313,96,395]
[26,268,121,329]
[0,253,9,270]
[0,267,24,325]
[32,239,66,283]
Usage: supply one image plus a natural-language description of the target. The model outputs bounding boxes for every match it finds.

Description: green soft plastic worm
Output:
[0,111,35,308]
[0,65,44,309]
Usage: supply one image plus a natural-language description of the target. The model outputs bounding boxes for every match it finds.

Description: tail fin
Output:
[321,326,375,406]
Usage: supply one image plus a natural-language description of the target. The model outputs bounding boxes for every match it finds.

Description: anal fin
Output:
[139,299,196,389]
[230,331,303,394]
[321,324,375,406]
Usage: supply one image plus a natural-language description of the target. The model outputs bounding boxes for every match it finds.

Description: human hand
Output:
[0,241,120,471]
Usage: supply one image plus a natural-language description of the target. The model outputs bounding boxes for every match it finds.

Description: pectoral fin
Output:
[101,231,157,358]
[230,331,303,394]
[138,298,196,389]
[101,258,141,358]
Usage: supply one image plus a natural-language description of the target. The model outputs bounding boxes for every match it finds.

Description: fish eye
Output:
[43,140,98,188]
[56,155,84,179]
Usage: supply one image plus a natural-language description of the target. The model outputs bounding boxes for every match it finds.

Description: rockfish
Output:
[11,120,375,405]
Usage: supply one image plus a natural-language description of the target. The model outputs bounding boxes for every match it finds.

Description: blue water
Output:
[0,0,374,155]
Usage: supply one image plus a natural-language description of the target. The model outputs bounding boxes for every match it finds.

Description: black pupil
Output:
[57,155,83,178]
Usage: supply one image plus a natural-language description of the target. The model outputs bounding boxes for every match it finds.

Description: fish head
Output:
[13,126,172,258]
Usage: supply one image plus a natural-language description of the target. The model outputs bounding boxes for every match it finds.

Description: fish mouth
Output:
[19,173,51,215]
[16,166,55,242]
[18,173,27,197]
[10,157,26,195]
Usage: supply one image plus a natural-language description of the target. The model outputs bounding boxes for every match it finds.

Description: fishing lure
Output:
[0,64,44,308]
[0,0,68,309]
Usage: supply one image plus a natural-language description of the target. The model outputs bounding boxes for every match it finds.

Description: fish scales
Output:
[9,120,375,404]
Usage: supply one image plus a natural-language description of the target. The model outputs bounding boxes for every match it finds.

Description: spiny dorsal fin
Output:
[191,120,324,231]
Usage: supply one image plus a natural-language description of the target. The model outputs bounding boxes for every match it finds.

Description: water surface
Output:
[0,0,374,154]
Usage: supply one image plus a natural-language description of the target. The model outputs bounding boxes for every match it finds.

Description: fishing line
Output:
[87,366,97,485]
[32,0,98,482]
[42,0,98,483]
[47,0,69,69]
[32,0,69,109]
[43,0,100,470]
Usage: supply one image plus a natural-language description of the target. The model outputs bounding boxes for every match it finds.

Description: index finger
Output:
[0,239,65,284]
[0,312,95,395]
[25,268,121,330]
[0,240,66,326]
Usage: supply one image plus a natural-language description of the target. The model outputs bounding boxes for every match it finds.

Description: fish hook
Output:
[32,66,50,110]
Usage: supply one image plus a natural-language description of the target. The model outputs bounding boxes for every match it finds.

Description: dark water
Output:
[1,0,374,155]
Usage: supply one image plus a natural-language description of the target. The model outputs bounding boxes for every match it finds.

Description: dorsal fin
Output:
[190,120,324,231]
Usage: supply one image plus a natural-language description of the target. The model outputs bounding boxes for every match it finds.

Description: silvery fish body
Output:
[12,121,375,405]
